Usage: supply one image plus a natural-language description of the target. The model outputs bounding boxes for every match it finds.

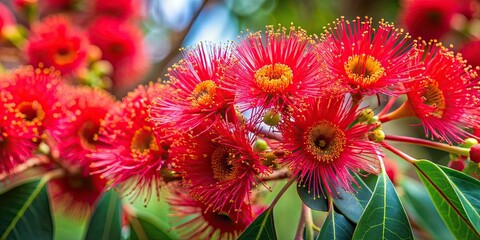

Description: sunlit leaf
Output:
[414,160,480,239]
[400,177,454,240]
[238,207,277,240]
[85,189,122,240]
[333,173,372,223]
[129,210,178,240]
[297,184,328,211]
[0,179,53,240]
[317,208,355,240]
[352,169,413,240]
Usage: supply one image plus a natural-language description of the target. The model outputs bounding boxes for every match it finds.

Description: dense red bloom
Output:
[91,0,142,20]
[171,121,268,214]
[223,24,327,114]
[279,97,381,197]
[48,167,107,219]
[400,41,480,143]
[319,16,418,96]
[399,0,456,40]
[150,42,236,132]
[25,15,89,75]
[459,39,480,68]
[58,85,116,167]
[0,91,37,177]
[168,187,254,240]
[88,17,148,91]
[90,83,172,203]
[0,66,66,142]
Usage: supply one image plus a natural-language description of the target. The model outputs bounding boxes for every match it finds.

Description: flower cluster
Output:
[1,2,480,238]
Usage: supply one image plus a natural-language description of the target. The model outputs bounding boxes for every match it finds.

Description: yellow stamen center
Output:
[422,81,446,118]
[210,146,239,182]
[254,63,293,94]
[54,46,77,65]
[305,120,346,163]
[345,55,385,86]
[130,126,159,159]
[188,80,217,109]
[78,121,99,151]
[17,101,45,125]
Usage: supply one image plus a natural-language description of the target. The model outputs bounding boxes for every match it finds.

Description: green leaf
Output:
[297,184,328,211]
[0,166,49,195]
[400,178,454,240]
[317,209,355,240]
[352,169,413,240]
[238,207,277,240]
[85,189,122,240]
[333,173,372,223]
[129,210,177,240]
[0,179,53,240]
[414,160,480,239]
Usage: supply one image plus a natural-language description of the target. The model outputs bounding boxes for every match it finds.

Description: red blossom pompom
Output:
[0,91,37,178]
[404,40,480,143]
[48,168,107,219]
[150,42,236,132]
[318,16,419,96]
[168,187,255,240]
[0,66,67,143]
[399,0,456,40]
[90,83,172,204]
[223,24,328,114]
[279,96,381,197]
[25,15,89,75]
[58,85,116,167]
[171,121,269,214]
[88,17,148,91]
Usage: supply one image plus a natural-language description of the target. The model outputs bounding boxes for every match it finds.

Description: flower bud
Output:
[462,138,478,148]
[358,108,374,123]
[263,110,281,126]
[448,159,466,171]
[253,139,268,152]
[470,144,480,163]
[368,129,385,143]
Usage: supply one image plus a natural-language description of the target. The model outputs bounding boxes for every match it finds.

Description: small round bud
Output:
[358,108,374,123]
[253,139,268,152]
[263,110,281,126]
[462,138,479,148]
[448,159,466,171]
[91,60,113,77]
[87,45,102,62]
[368,129,385,143]
[470,144,480,163]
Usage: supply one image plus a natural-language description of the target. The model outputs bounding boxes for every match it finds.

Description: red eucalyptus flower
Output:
[0,91,37,178]
[26,15,89,75]
[58,85,116,167]
[171,121,269,214]
[280,97,381,197]
[0,66,66,143]
[168,187,255,240]
[319,16,418,96]
[223,24,327,114]
[386,40,480,143]
[399,0,456,40]
[90,83,172,203]
[150,42,236,132]
[88,17,148,91]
